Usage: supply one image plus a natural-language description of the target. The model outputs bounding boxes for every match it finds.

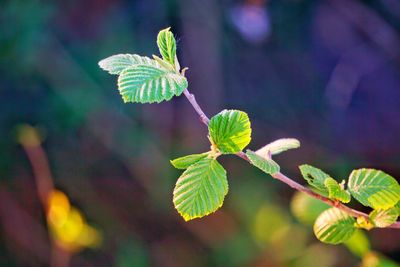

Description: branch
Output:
[182,88,400,229]
[20,130,72,266]
[22,143,54,209]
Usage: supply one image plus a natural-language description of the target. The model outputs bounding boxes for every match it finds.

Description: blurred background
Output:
[1,0,400,266]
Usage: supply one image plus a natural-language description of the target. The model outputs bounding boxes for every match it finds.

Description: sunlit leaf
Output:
[98,54,156,75]
[118,64,188,103]
[395,202,400,214]
[246,150,280,175]
[173,157,228,221]
[324,178,351,203]
[170,153,209,169]
[157,27,176,67]
[313,208,356,244]
[299,165,330,194]
[208,109,251,154]
[369,208,399,228]
[348,169,400,210]
[152,54,175,71]
[255,138,300,157]
[290,191,330,225]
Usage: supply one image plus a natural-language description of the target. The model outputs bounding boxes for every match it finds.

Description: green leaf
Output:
[118,64,188,103]
[173,157,228,221]
[170,153,209,170]
[98,54,156,75]
[208,109,252,154]
[370,208,399,228]
[152,55,175,71]
[313,208,356,244]
[395,202,400,214]
[157,27,176,66]
[255,138,300,157]
[324,178,351,203]
[246,150,280,175]
[343,230,371,258]
[348,169,400,210]
[299,165,330,194]
[290,191,330,225]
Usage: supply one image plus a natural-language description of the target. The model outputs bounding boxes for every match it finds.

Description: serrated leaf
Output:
[313,208,356,244]
[208,109,251,154]
[256,138,300,157]
[299,165,330,194]
[324,178,351,203]
[348,169,400,210]
[246,150,280,175]
[98,54,156,75]
[290,191,330,225]
[370,208,399,228]
[118,64,188,103]
[157,27,176,66]
[170,153,209,170]
[173,157,228,221]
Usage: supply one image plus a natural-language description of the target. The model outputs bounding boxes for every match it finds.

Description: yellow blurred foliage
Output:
[47,190,102,253]
[16,124,43,147]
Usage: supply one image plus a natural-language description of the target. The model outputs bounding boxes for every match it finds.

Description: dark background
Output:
[1,0,400,266]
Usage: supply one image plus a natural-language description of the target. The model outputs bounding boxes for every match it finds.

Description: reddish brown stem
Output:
[182,88,400,229]
[22,143,72,266]
[22,144,54,210]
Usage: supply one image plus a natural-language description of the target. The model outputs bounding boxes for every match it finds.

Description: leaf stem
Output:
[182,88,400,229]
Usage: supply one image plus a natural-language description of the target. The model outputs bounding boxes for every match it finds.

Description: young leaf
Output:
[173,157,228,221]
[290,191,330,225]
[369,208,399,228]
[157,27,176,66]
[324,178,351,203]
[246,150,280,175]
[313,208,356,244]
[152,55,175,71]
[355,217,374,230]
[170,153,209,169]
[118,64,188,103]
[98,54,156,75]
[208,109,251,154]
[348,169,400,210]
[299,165,329,194]
[255,138,300,157]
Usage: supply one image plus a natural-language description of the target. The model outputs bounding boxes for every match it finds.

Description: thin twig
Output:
[182,88,400,229]
[183,89,210,125]
[22,144,54,209]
